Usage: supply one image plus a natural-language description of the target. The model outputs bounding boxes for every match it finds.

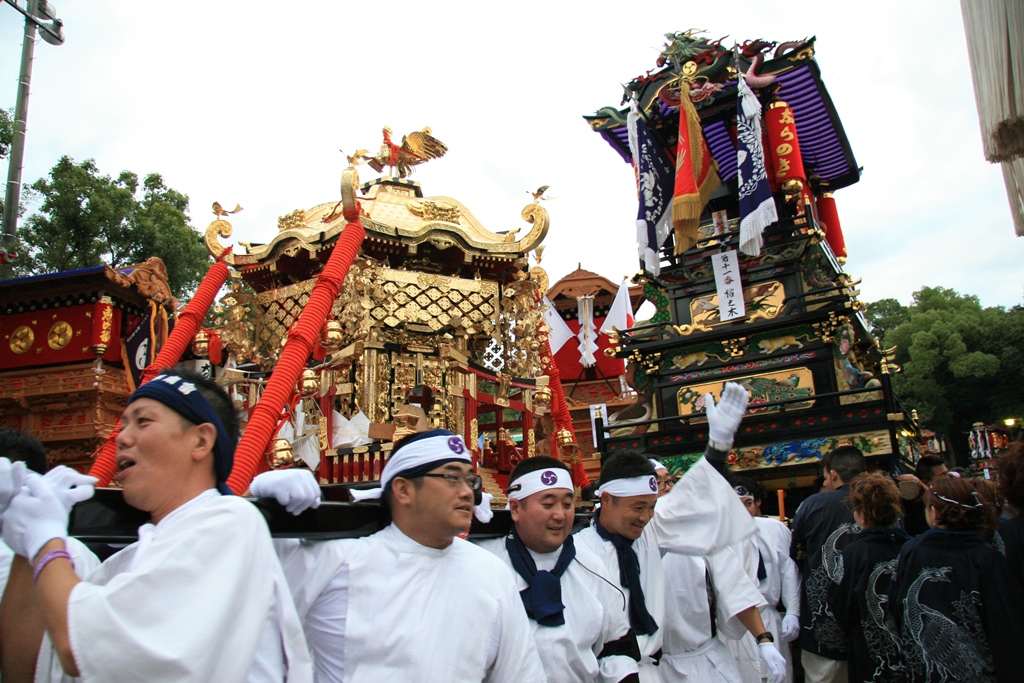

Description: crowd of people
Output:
[0,367,1021,683]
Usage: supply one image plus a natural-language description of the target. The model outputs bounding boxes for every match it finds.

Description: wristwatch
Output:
[708,438,733,452]
[755,631,775,644]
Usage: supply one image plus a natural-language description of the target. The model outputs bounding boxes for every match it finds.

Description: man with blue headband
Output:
[0,367,312,682]
[263,428,546,682]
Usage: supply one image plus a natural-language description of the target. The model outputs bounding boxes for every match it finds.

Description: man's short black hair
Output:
[600,450,655,484]
[730,475,765,502]
[509,455,570,486]
[823,445,865,485]
[0,428,48,474]
[915,455,947,483]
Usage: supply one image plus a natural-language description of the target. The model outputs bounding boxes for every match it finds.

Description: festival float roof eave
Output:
[583,39,862,192]
[0,264,173,311]
[224,178,549,291]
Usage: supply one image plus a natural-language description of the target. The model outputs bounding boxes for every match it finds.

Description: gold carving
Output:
[689,281,785,328]
[205,219,233,260]
[10,326,33,354]
[408,199,461,223]
[278,209,307,232]
[47,321,72,350]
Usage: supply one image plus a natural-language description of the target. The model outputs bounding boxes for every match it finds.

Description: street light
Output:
[2,0,65,265]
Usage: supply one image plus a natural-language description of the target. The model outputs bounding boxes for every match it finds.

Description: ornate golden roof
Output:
[208,177,548,286]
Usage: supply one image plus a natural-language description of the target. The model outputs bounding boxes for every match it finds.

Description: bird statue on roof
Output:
[528,185,553,203]
[361,127,448,178]
[213,202,243,217]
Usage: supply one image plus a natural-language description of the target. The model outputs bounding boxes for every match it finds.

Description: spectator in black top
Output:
[898,455,950,536]
[789,445,865,683]
[997,443,1024,591]
[828,472,909,683]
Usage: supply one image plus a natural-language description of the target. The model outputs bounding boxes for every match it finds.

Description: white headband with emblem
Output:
[649,458,668,473]
[350,431,471,502]
[507,468,574,500]
[596,474,660,498]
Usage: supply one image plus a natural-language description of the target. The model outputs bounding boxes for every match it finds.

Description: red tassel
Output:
[207,329,223,366]
[816,192,847,260]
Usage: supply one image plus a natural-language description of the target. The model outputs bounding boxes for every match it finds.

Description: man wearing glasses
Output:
[267,429,545,682]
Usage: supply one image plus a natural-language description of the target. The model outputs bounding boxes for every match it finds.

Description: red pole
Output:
[226,201,364,493]
[89,256,232,484]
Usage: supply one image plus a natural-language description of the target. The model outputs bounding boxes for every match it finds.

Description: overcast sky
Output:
[1,0,1020,310]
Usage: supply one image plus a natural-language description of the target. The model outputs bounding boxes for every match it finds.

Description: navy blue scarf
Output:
[505,527,575,627]
[594,513,658,636]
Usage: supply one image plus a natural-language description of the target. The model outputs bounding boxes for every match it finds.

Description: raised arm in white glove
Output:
[0,457,27,531]
[781,613,801,642]
[3,476,75,561]
[758,641,787,683]
[249,468,322,515]
[705,382,749,447]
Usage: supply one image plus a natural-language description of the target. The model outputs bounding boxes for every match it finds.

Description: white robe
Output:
[275,523,548,683]
[35,490,313,683]
[661,547,763,682]
[477,537,640,683]
[752,516,800,683]
[0,536,99,597]
[576,457,760,683]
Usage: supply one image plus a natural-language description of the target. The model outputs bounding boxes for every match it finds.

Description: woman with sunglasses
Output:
[890,475,1024,682]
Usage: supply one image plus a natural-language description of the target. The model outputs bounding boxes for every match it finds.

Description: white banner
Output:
[711,250,745,322]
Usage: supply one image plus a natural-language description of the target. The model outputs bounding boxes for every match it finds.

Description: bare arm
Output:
[737,604,769,637]
[0,554,44,682]
[32,539,81,677]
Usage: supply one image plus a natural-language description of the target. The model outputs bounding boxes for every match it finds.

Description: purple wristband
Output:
[33,548,72,583]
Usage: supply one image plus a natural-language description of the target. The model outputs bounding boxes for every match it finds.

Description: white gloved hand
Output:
[0,458,27,531]
[3,476,70,561]
[705,382,749,446]
[758,641,787,683]
[250,469,322,515]
[474,491,494,523]
[781,613,801,642]
[42,466,98,513]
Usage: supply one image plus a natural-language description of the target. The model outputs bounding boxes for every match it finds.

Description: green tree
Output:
[864,297,907,342]
[6,156,210,295]
[0,108,13,160]
[875,286,1024,461]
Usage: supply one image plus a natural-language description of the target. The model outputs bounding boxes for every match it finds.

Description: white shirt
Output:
[751,516,800,618]
[275,523,548,683]
[36,490,313,683]
[477,537,639,683]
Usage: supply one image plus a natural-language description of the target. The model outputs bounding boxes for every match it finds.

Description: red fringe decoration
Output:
[89,260,231,485]
[816,192,847,260]
[207,329,223,366]
[226,210,365,494]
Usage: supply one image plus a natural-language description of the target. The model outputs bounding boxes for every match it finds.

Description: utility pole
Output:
[1,0,64,268]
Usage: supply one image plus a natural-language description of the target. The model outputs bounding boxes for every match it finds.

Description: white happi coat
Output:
[0,536,99,598]
[35,490,312,683]
[752,516,799,683]
[576,457,759,683]
[661,546,763,682]
[275,523,547,683]
[477,537,639,683]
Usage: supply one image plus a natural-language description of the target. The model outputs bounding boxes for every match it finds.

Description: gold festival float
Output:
[81,128,591,505]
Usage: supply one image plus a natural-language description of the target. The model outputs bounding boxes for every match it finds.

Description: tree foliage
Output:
[0,108,13,160]
[3,156,210,296]
[871,286,1024,460]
